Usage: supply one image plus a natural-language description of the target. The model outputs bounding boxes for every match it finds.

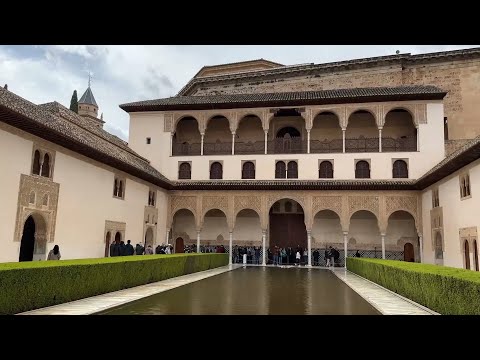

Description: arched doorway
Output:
[464,240,470,270]
[435,232,443,265]
[172,209,196,250]
[105,231,111,257]
[145,227,154,248]
[19,214,47,262]
[404,243,414,262]
[114,231,121,243]
[175,237,184,253]
[474,240,479,271]
[269,199,307,252]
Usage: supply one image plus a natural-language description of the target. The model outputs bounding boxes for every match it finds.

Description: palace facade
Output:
[1,47,480,271]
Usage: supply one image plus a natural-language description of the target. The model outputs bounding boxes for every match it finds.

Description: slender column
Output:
[264,130,268,155]
[231,132,235,155]
[418,234,423,263]
[307,129,311,154]
[307,230,312,266]
[170,133,173,156]
[342,128,346,153]
[197,230,201,253]
[166,228,170,245]
[381,233,386,259]
[262,230,266,265]
[229,231,233,265]
[343,231,348,268]
[200,133,205,156]
[378,127,382,153]
[470,250,475,270]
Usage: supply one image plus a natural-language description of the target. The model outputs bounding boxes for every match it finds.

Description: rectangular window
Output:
[148,189,156,206]
[113,176,125,200]
[146,137,151,144]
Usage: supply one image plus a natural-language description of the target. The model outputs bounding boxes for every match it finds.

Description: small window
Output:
[148,190,156,206]
[146,137,151,144]
[210,162,223,180]
[444,117,449,141]
[32,150,41,175]
[242,161,255,179]
[113,177,125,199]
[392,160,408,178]
[432,188,439,208]
[355,160,370,179]
[41,153,50,177]
[287,161,298,179]
[179,162,191,179]
[460,173,471,199]
[319,161,333,179]
[29,192,36,204]
[275,161,286,179]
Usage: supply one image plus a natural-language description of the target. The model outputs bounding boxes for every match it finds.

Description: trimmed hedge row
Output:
[346,257,480,315]
[0,253,228,315]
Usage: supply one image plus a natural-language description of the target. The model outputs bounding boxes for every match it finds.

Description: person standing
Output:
[47,245,61,260]
[125,240,134,256]
[325,247,331,267]
[295,249,301,266]
[303,248,308,265]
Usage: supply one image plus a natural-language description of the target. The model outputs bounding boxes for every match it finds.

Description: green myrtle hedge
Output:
[0,253,228,315]
[346,257,480,315]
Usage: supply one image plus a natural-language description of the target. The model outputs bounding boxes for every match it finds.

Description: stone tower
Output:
[78,78,104,128]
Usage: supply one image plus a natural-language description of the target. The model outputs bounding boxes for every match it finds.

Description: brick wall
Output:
[192,59,480,141]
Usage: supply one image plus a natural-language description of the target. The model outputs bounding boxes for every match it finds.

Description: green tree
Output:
[69,90,78,113]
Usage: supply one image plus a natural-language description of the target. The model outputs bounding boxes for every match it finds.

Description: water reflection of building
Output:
[1,48,480,271]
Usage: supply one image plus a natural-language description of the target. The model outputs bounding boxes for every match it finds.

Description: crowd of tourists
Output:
[109,240,175,257]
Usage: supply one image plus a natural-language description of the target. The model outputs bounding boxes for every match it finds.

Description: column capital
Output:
[380,233,386,237]
[342,127,346,132]
[343,231,348,236]
[378,126,383,131]
[306,229,312,235]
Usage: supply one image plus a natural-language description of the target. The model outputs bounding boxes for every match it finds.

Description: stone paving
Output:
[331,268,438,315]
[19,265,241,315]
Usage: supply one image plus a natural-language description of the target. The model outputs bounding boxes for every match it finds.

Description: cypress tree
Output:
[69,90,78,113]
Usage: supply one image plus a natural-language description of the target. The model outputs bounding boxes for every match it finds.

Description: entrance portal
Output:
[175,237,184,253]
[19,214,47,262]
[145,227,154,248]
[404,242,414,262]
[269,199,307,250]
[105,231,111,257]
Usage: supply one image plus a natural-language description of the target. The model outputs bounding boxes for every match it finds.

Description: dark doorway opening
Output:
[404,242,414,262]
[19,216,36,262]
[175,237,185,253]
[269,199,307,250]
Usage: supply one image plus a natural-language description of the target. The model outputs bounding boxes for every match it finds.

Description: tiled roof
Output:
[177,47,480,96]
[120,85,446,112]
[415,136,480,189]
[174,179,416,191]
[79,86,98,106]
[0,87,172,189]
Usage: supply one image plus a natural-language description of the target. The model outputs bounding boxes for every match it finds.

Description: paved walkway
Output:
[19,265,241,315]
[332,268,438,315]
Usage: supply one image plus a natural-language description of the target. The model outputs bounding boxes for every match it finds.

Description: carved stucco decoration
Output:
[385,196,419,227]
[459,226,477,250]
[104,220,126,243]
[310,106,345,129]
[348,195,380,223]
[346,105,381,127]
[234,196,262,219]
[14,174,59,244]
[164,112,174,132]
[202,196,230,227]
[170,196,197,225]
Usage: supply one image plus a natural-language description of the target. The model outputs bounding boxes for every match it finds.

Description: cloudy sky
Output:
[0,45,477,140]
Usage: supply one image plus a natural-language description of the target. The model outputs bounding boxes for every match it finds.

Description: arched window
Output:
[392,160,408,178]
[287,161,298,179]
[465,240,471,270]
[210,162,223,179]
[275,161,286,179]
[118,180,124,198]
[32,150,41,175]
[284,201,292,212]
[151,191,156,206]
[42,194,48,206]
[319,161,333,178]
[148,191,152,206]
[242,162,255,179]
[41,153,50,177]
[355,160,370,179]
[113,179,119,197]
[179,162,191,179]
[114,232,121,243]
